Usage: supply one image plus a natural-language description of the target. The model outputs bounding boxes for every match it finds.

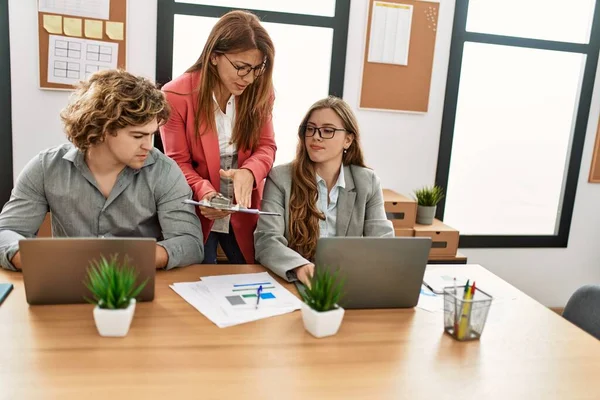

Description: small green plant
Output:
[301,268,345,312]
[413,185,445,206]
[84,254,148,310]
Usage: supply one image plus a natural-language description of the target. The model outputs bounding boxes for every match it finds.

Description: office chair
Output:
[562,285,600,340]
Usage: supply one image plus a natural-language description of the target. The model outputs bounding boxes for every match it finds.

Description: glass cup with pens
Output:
[443,280,493,341]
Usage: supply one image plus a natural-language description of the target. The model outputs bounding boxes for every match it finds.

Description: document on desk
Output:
[170,272,301,328]
[422,271,468,294]
[417,284,444,313]
[418,271,518,313]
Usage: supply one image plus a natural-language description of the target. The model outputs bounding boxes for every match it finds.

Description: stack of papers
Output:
[422,271,468,294]
[170,272,301,328]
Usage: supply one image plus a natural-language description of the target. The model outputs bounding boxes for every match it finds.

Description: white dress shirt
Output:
[211,93,237,234]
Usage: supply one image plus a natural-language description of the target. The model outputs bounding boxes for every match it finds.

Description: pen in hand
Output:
[255,285,263,309]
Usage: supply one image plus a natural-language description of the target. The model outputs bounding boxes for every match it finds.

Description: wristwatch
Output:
[286,269,298,282]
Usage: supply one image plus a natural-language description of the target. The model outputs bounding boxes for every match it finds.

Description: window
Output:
[436,0,600,247]
[156,1,351,165]
[0,0,12,208]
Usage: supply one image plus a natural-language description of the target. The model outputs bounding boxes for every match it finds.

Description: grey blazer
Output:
[254,163,394,281]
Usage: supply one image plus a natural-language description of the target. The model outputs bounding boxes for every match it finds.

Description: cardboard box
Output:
[382,189,417,228]
[414,219,459,257]
[394,228,414,237]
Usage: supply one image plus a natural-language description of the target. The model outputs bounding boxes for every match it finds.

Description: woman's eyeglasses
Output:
[222,53,266,78]
[301,125,348,140]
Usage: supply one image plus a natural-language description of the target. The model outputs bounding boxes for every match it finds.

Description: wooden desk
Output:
[2,264,600,399]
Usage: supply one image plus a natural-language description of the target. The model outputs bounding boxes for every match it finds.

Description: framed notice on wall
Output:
[37,0,127,90]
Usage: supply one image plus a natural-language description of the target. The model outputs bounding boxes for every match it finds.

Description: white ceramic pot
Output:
[93,299,136,337]
[416,205,437,225]
[301,302,345,338]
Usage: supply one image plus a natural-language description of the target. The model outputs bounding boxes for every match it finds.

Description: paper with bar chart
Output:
[170,272,301,328]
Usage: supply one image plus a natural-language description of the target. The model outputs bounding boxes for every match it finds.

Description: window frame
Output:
[154,0,352,152]
[0,0,13,209]
[435,0,600,248]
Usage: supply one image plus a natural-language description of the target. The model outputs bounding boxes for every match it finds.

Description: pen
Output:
[423,282,436,293]
[457,280,472,339]
[453,277,458,333]
[465,281,477,335]
[255,285,263,309]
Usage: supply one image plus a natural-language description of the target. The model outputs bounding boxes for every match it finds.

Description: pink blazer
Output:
[160,71,277,263]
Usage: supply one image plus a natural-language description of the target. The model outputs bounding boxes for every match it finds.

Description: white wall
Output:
[344,0,455,195]
[9,0,157,176]
[8,0,600,307]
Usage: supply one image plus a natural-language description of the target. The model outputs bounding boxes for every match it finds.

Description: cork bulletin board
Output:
[588,116,600,182]
[37,0,127,90]
[359,0,440,113]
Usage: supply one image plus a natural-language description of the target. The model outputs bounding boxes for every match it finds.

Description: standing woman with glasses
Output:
[160,10,276,264]
[254,96,394,285]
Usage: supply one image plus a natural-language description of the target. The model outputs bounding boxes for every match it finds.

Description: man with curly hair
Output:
[0,69,204,271]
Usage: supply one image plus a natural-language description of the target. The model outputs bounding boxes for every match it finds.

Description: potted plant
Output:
[414,185,444,225]
[84,255,148,337]
[300,268,345,338]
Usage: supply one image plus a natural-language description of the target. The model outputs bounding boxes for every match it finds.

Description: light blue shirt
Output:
[316,167,345,238]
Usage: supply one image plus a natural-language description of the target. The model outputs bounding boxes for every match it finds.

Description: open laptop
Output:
[19,238,156,305]
[306,237,432,309]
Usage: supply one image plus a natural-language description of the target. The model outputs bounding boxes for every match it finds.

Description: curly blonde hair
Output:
[61,69,170,151]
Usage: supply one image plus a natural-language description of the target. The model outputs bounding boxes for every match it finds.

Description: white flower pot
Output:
[93,299,136,337]
[417,205,437,225]
[301,302,345,338]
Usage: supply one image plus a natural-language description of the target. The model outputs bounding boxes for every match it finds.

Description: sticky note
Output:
[63,17,82,37]
[42,14,62,34]
[105,21,124,41]
[84,19,103,39]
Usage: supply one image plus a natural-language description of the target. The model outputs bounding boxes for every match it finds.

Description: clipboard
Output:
[183,199,281,216]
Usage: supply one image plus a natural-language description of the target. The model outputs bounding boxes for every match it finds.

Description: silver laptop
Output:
[19,238,156,305]
[312,237,432,309]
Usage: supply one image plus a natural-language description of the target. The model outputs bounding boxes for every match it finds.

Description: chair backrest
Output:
[562,285,600,340]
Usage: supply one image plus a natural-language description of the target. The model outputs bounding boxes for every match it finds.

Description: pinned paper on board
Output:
[84,19,103,39]
[367,1,413,66]
[38,0,127,90]
[63,17,82,37]
[42,14,63,34]
[38,0,111,20]
[47,34,118,85]
[105,21,124,40]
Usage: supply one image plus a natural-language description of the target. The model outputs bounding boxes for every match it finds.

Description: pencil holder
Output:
[443,286,492,341]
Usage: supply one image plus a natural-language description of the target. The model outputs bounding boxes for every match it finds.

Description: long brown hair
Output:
[288,96,366,260]
[185,10,274,152]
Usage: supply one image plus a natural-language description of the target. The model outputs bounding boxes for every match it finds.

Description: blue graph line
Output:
[233,282,272,287]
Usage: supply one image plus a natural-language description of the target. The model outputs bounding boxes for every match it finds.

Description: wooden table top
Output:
[1,264,600,400]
